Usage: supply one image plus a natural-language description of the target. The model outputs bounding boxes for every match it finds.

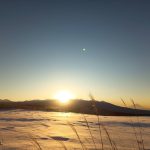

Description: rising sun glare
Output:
[54,91,74,103]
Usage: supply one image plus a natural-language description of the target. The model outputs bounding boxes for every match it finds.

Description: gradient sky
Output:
[0,0,150,106]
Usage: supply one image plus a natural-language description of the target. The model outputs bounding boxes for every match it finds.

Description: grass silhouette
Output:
[25,98,147,150]
[0,98,148,150]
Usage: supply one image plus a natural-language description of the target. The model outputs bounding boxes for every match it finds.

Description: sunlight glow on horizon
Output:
[54,90,75,103]
[0,0,150,108]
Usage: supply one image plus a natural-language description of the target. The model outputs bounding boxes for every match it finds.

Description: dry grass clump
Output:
[67,96,146,150]
[121,98,145,150]
[89,94,118,150]
[8,97,147,150]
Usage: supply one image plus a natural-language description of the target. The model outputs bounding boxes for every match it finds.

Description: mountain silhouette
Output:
[0,99,150,116]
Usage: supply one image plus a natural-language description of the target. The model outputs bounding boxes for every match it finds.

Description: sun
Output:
[54,91,74,103]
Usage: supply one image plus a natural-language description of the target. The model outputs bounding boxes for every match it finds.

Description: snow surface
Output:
[0,110,150,150]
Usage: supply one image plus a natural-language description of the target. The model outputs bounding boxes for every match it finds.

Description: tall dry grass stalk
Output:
[121,98,145,150]
[28,132,68,150]
[89,94,118,150]
[67,121,87,150]
[121,98,139,150]
[89,94,104,150]
[82,114,97,150]
[101,125,117,150]
[131,99,145,150]
[28,134,43,150]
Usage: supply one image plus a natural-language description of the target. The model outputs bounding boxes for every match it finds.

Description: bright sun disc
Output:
[54,91,74,103]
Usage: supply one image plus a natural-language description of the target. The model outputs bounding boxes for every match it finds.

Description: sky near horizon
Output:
[0,0,150,106]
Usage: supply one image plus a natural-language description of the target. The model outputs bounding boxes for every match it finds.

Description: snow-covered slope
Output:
[0,110,150,150]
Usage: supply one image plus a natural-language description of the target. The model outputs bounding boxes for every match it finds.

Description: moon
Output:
[82,48,86,51]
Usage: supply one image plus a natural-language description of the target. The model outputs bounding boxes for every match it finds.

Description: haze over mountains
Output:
[0,99,150,116]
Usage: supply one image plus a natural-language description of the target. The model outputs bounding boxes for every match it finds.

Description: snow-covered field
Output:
[0,110,150,150]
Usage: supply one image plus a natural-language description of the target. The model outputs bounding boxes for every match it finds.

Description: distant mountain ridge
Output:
[0,99,150,116]
[0,99,11,102]
[129,104,146,110]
